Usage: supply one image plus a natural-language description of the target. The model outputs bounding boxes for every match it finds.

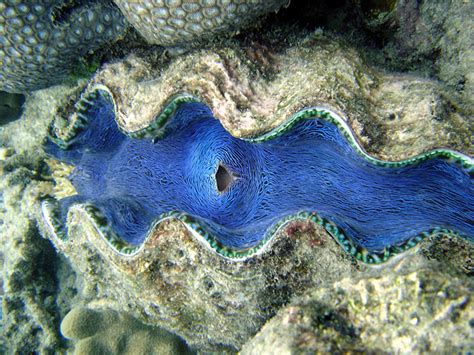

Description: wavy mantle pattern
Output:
[42,88,474,263]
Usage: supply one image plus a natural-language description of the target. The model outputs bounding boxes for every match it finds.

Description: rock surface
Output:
[242,257,474,353]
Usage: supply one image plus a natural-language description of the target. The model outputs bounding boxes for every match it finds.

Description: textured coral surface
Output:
[112,0,287,46]
[0,0,126,92]
[61,307,192,354]
[0,0,289,93]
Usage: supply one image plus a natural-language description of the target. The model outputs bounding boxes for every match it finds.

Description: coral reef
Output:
[0,0,290,93]
[0,151,64,352]
[38,204,355,351]
[61,307,193,354]
[0,1,473,352]
[241,259,474,353]
[0,0,127,93]
[112,0,287,46]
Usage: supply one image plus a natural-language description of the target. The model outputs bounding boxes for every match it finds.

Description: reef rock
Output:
[0,87,84,353]
[358,0,474,115]
[241,259,474,353]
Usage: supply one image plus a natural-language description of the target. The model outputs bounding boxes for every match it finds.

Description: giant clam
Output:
[35,38,474,351]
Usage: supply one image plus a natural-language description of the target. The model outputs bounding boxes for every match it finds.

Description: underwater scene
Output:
[0,0,473,353]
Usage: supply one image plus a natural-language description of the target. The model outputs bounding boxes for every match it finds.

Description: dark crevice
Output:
[215,163,234,193]
[0,91,25,125]
[50,0,111,26]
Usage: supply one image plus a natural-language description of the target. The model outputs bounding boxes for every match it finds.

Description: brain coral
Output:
[0,1,127,93]
[111,0,288,46]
